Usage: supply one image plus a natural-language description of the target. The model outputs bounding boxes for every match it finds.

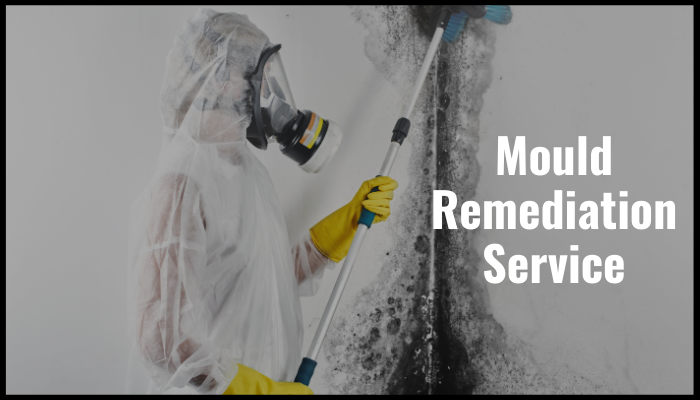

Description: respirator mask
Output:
[246,44,343,173]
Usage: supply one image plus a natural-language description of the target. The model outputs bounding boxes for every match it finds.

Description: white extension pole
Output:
[402,26,445,120]
[306,224,369,359]
[305,26,445,362]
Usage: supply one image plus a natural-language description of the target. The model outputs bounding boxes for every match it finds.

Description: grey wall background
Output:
[6,6,692,394]
[476,6,693,394]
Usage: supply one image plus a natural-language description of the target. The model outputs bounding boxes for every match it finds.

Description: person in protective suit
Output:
[126,9,399,394]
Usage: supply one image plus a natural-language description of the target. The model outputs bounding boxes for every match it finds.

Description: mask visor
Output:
[260,52,298,137]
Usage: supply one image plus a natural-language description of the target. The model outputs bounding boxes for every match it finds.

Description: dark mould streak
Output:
[320,6,598,395]
[319,5,623,395]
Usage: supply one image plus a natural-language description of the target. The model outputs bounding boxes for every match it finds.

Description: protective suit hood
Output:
[160,9,268,143]
[160,8,342,172]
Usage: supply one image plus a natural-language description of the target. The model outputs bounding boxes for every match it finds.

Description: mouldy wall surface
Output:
[320,6,614,394]
[320,6,436,394]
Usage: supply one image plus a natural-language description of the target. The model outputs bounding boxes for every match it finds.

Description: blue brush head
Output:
[484,5,513,25]
[442,11,468,43]
[440,6,512,43]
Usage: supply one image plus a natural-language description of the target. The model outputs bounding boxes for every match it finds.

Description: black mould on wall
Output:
[321,6,434,395]
[321,6,499,393]
[321,6,604,395]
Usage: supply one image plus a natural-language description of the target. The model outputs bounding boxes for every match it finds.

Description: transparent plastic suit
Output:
[126,9,334,394]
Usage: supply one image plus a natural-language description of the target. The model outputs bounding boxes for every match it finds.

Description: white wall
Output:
[477,6,693,393]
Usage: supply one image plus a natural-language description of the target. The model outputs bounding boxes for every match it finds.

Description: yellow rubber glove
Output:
[310,176,399,263]
[223,364,313,395]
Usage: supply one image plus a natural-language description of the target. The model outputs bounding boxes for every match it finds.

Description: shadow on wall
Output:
[320,6,616,394]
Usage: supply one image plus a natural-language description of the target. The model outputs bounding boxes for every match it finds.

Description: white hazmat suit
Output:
[126,9,334,394]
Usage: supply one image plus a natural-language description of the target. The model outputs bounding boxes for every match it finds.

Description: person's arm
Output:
[134,173,314,394]
[293,233,335,285]
[133,173,218,391]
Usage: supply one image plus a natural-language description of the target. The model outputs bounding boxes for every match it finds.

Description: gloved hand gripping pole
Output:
[293,19,448,386]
